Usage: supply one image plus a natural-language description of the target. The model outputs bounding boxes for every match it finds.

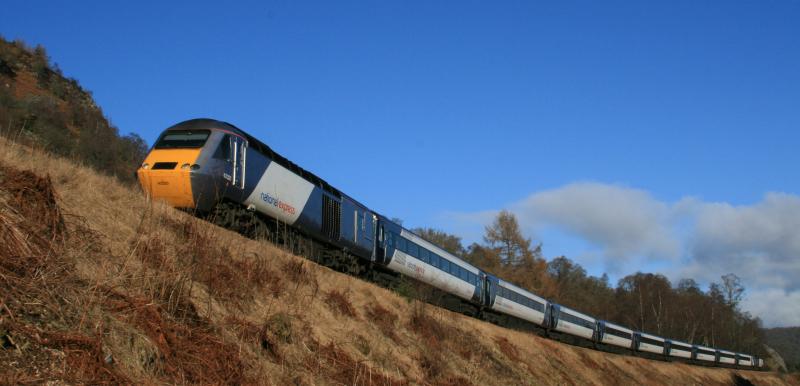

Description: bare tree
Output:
[483,210,531,267]
[721,273,745,308]
[412,227,465,257]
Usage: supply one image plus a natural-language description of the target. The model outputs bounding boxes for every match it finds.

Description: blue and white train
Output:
[137,118,766,370]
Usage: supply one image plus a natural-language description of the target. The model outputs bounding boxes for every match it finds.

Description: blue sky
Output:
[3,1,799,326]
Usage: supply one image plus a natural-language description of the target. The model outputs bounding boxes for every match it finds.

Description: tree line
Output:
[0,36,147,184]
[413,210,765,356]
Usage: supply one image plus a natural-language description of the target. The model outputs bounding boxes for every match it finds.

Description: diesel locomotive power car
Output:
[137,118,764,370]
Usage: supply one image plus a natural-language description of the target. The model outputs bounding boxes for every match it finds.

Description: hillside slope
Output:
[0,138,797,385]
[0,37,146,184]
[766,328,800,372]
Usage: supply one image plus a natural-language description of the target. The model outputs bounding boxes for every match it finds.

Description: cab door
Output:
[353,209,375,256]
[224,135,247,190]
[232,136,247,189]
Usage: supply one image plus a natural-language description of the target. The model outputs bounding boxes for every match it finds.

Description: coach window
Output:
[397,236,406,253]
[408,242,418,257]
[420,249,429,263]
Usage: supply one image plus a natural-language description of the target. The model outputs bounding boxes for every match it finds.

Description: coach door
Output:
[363,213,375,256]
[482,274,498,308]
[482,275,491,306]
[375,223,385,263]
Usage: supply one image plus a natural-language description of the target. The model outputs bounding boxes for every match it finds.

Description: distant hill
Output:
[0,36,146,183]
[765,327,800,372]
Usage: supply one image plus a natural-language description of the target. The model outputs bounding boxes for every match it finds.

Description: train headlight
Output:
[181,163,190,170]
[190,164,201,171]
[141,163,150,169]
[181,163,201,171]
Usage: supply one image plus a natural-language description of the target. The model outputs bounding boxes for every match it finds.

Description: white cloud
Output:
[513,182,680,262]
[687,193,800,291]
[741,289,800,327]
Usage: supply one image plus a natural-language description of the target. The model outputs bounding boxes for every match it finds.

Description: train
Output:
[137,118,765,370]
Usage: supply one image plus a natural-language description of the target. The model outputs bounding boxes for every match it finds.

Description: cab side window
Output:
[214,135,231,160]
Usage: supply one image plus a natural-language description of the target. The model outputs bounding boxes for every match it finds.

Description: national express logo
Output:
[260,192,297,215]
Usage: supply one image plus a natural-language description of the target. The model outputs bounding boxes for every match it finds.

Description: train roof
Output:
[603,320,633,332]
[166,118,344,199]
[558,305,596,321]
[669,340,693,348]
[496,279,548,303]
[639,332,665,340]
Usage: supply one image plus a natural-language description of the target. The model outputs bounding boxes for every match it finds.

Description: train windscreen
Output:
[155,130,211,149]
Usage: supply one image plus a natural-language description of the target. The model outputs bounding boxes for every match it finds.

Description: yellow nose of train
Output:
[137,148,201,208]
[138,125,213,209]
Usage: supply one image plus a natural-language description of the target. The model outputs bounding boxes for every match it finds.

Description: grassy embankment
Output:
[0,137,796,385]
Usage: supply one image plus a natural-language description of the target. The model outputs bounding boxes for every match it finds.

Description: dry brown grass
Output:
[494,336,521,362]
[408,303,448,347]
[102,289,248,384]
[366,302,400,343]
[303,337,407,386]
[0,162,128,384]
[325,289,358,318]
[0,137,797,386]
